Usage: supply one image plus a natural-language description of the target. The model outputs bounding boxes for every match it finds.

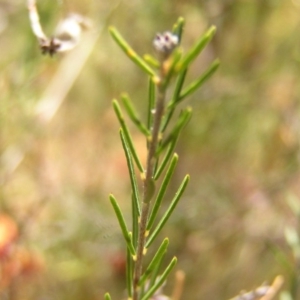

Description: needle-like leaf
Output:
[162,49,182,89]
[179,59,220,101]
[132,193,139,248]
[109,27,156,77]
[113,99,144,172]
[120,129,141,216]
[144,54,160,68]
[146,175,190,248]
[141,257,177,300]
[154,137,178,180]
[109,194,136,258]
[104,293,112,300]
[139,238,169,286]
[158,107,192,154]
[148,154,178,230]
[177,25,216,71]
[121,94,150,136]
[172,17,185,43]
[161,68,188,132]
[147,78,156,132]
[126,247,133,298]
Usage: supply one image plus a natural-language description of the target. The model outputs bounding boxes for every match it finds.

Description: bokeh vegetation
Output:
[1,0,300,299]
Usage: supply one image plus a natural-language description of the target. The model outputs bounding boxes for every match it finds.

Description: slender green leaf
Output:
[109,194,136,257]
[141,257,177,300]
[177,25,216,71]
[161,68,188,132]
[149,252,164,292]
[109,27,156,77]
[139,282,146,300]
[120,129,141,216]
[154,137,178,180]
[148,154,178,229]
[144,54,160,68]
[158,108,192,154]
[157,110,192,179]
[172,68,188,103]
[147,78,156,132]
[162,49,182,89]
[126,247,133,298]
[146,175,190,248]
[113,99,144,172]
[179,59,220,100]
[139,238,169,286]
[121,94,150,136]
[104,293,112,300]
[172,17,185,43]
[131,193,139,248]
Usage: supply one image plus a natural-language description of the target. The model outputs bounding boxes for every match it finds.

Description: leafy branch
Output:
[106,17,219,300]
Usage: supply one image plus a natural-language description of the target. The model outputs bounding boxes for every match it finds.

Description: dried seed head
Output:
[153,32,179,55]
[28,0,91,56]
[40,37,61,56]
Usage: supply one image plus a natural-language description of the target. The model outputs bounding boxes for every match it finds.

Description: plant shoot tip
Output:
[208,25,217,35]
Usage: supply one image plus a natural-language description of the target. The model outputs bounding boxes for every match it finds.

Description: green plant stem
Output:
[133,66,167,300]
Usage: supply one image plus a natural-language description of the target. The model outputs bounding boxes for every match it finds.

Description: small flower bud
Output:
[153,32,179,55]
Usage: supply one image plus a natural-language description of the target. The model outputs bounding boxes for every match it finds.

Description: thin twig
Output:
[133,65,167,300]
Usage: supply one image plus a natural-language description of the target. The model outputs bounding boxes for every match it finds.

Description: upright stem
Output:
[133,66,166,300]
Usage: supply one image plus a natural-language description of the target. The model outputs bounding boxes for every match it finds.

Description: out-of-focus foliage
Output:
[1,0,300,299]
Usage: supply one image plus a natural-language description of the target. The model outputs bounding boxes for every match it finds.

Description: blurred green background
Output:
[1,0,300,299]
